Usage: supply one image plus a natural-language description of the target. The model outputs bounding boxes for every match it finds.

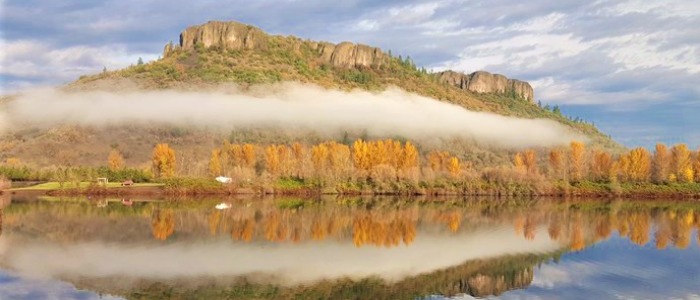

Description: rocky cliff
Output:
[163,21,534,101]
[165,21,387,69]
[438,70,534,102]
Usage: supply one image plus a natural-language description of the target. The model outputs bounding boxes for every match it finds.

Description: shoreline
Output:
[4,183,700,200]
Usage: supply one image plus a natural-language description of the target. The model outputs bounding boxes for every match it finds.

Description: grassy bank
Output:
[6,178,700,200]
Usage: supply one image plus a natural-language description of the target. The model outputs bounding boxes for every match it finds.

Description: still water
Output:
[0,195,699,299]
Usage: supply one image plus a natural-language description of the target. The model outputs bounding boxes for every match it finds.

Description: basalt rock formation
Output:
[438,70,534,102]
[166,21,388,69]
[165,21,534,101]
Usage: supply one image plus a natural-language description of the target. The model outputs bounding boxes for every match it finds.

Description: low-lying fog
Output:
[0,84,584,148]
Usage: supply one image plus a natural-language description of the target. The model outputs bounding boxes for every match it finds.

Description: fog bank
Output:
[0,84,585,148]
[0,227,559,285]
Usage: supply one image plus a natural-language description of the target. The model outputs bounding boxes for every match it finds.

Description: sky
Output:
[1,0,699,148]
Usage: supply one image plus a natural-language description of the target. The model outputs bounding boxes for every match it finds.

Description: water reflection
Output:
[1,196,699,299]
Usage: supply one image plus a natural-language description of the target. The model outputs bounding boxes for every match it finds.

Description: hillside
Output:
[1,20,621,174]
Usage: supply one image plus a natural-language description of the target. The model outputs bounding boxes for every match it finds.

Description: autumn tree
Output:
[694,149,700,183]
[352,139,371,172]
[209,149,222,176]
[670,144,691,182]
[241,144,257,169]
[548,148,565,179]
[427,151,451,173]
[652,143,670,183]
[569,141,586,182]
[618,147,651,182]
[311,143,329,174]
[590,150,613,182]
[264,145,281,176]
[291,142,306,178]
[513,152,526,173]
[107,149,124,171]
[326,142,352,180]
[447,157,461,178]
[523,150,538,175]
[400,141,419,171]
[152,143,176,178]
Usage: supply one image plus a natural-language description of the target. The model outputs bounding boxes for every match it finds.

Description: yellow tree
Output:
[264,145,281,176]
[209,149,222,176]
[400,141,419,171]
[352,139,370,171]
[447,157,461,178]
[311,143,329,173]
[569,141,586,182]
[671,144,691,181]
[694,149,700,183]
[590,150,613,182]
[291,142,306,177]
[620,147,651,182]
[523,150,538,175]
[152,143,176,178]
[241,144,257,169]
[277,145,292,177]
[427,151,450,173]
[369,140,389,168]
[327,142,352,179]
[548,148,565,179]
[652,143,670,183]
[513,152,526,173]
[107,149,124,171]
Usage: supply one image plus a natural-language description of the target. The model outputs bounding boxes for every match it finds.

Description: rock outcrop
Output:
[167,21,387,69]
[438,70,534,102]
[164,21,533,101]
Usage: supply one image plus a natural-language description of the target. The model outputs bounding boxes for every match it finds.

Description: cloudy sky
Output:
[1,0,699,148]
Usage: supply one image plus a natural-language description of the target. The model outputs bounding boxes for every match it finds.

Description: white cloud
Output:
[595,33,700,74]
[0,40,158,93]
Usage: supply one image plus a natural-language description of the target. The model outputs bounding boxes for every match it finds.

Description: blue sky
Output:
[1,0,699,148]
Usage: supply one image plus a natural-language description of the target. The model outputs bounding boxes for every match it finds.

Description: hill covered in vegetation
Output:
[0,20,639,194]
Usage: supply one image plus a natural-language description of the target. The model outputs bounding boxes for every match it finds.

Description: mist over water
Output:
[0,227,559,285]
[0,84,584,148]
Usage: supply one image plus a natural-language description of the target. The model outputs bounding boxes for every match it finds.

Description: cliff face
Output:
[438,70,534,102]
[167,21,387,69]
[164,21,534,101]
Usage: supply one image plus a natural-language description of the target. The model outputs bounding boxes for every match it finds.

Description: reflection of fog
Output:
[0,226,559,285]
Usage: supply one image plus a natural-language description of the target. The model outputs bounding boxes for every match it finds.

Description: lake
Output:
[0,194,699,299]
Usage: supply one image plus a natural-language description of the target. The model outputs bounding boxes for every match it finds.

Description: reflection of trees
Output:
[208,211,221,235]
[352,213,416,247]
[548,215,562,241]
[594,216,612,241]
[6,198,700,251]
[434,212,461,232]
[628,213,650,246]
[569,216,585,251]
[231,219,255,242]
[151,209,175,241]
[671,211,693,249]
